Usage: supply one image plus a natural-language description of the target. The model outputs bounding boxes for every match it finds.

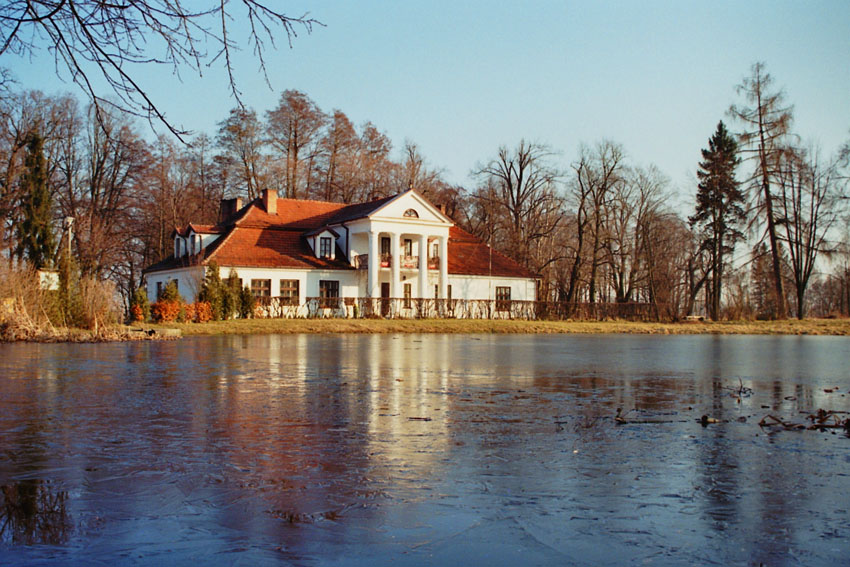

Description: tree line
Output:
[2,63,848,321]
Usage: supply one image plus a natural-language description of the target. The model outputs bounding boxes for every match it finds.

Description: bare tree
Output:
[316,109,358,201]
[216,106,266,200]
[356,122,394,200]
[473,140,564,273]
[729,62,794,318]
[775,145,845,318]
[266,90,326,199]
[567,141,625,303]
[0,1,319,139]
[54,104,151,277]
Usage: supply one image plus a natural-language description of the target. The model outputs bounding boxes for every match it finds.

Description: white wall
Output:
[146,266,204,303]
[211,266,360,299]
[448,275,537,301]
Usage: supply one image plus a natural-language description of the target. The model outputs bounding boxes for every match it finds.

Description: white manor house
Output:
[143,189,538,318]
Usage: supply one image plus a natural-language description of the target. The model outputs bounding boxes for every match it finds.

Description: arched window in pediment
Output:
[403,208,419,218]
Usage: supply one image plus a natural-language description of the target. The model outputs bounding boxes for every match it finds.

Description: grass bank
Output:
[150,317,850,336]
[0,321,179,343]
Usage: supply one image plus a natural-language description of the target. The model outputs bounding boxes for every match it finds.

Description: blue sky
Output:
[7,1,850,207]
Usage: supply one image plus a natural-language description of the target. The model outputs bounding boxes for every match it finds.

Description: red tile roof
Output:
[448,226,537,279]
[209,227,351,270]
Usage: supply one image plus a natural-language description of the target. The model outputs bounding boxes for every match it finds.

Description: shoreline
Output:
[151,317,850,337]
[3,318,849,343]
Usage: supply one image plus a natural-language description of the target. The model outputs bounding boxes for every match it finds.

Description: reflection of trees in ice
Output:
[0,480,72,545]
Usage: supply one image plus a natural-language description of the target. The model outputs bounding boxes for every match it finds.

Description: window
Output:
[319,280,339,308]
[279,279,299,306]
[403,208,419,218]
[447,285,452,302]
[403,283,412,308]
[319,236,333,258]
[251,279,271,297]
[432,242,439,258]
[434,284,439,299]
[403,239,413,256]
[496,286,511,312]
[380,236,391,267]
[156,281,163,299]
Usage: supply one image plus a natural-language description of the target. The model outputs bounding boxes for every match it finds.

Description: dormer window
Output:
[319,236,333,258]
[403,208,419,218]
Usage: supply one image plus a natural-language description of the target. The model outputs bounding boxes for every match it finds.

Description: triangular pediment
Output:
[367,189,453,225]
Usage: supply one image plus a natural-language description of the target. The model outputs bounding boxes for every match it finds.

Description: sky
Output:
[6,0,850,210]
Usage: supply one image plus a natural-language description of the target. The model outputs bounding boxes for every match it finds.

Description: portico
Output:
[363,231,449,300]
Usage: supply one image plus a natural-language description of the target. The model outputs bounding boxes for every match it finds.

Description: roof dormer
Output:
[306,228,340,260]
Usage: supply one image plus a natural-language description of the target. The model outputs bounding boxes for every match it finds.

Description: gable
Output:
[370,190,452,225]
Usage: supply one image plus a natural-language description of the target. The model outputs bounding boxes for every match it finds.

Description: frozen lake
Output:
[1,333,849,565]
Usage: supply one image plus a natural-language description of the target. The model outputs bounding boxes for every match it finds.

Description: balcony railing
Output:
[400,255,418,269]
[355,253,441,270]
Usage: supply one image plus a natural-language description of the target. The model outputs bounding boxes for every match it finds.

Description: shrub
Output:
[194,301,213,323]
[183,302,196,323]
[152,300,181,322]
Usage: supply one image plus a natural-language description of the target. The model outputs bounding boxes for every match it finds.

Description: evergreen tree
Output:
[57,242,83,327]
[221,269,242,319]
[16,131,56,269]
[198,261,225,320]
[689,121,745,320]
[238,285,255,319]
[129,286,151,322]
[159,280,180,302]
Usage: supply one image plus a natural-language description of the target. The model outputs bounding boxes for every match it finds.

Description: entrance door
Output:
[381,282,390,317]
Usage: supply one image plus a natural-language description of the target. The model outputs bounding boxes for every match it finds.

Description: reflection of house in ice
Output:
[197,335,454,522]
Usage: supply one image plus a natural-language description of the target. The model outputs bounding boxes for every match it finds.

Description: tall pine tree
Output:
[689,121,745,320]
[16,131,56,269]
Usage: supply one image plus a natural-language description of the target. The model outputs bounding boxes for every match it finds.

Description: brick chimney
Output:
[262,189,277,215]
[218,197,243,224]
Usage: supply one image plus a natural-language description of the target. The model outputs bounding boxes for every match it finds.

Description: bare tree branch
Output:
[0,1,321,141]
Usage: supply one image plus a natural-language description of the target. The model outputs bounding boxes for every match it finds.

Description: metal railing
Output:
[252,296,661,321]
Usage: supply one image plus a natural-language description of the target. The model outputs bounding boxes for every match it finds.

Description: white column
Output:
[439,235,448,299]
[418,234,429,298]
[390,232,400,299]
[368,231,379,298]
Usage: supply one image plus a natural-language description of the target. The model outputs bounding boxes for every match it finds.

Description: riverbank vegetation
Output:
[151,317,850,337]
